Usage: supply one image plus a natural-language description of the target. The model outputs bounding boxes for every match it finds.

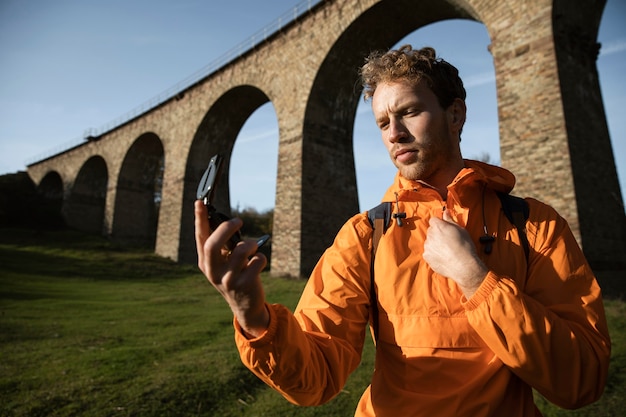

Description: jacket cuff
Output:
[234,302,279,347]
[462,271,500,311]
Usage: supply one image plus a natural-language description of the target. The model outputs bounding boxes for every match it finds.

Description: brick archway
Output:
[112,133,164,248]
[65,156,108,234]
[177,85,271,263]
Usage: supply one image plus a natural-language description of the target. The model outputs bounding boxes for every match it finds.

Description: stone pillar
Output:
[488,0,625,294]
[552,0,626,294]
[270,130,305,278]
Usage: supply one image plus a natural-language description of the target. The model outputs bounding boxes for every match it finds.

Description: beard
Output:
[390,134,457,183]
[391,149,441,181]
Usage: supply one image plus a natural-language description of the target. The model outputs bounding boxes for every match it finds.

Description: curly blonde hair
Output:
[360,45,466,109]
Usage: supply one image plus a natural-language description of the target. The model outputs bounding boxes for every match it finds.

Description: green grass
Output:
[0,228,623,416]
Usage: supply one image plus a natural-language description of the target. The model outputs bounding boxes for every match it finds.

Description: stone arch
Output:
[178,85,271,263]
[65,156,108,233]
[280,0,478,276]
[37,171,65,228]
[112,132,164,248]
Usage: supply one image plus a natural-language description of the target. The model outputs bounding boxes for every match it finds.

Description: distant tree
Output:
[232,206,274,269]
[232,206,273,237]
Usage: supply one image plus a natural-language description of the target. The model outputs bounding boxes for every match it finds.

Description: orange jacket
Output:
[234,161,611,416]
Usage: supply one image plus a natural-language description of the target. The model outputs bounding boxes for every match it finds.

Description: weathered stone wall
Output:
[27,0,625,292]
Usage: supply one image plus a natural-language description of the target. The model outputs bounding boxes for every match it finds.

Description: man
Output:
[194,45,611,416]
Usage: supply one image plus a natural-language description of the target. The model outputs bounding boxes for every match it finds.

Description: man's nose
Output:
[388,119,408,143]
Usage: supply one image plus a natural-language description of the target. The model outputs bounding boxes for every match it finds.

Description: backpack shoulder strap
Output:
[367,202,391,343]
[368,202,392,253]
[496,192,530,261]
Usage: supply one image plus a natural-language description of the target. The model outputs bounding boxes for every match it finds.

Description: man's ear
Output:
[447,98,467,129]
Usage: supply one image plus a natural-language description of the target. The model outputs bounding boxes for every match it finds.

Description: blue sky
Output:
[1,0,624,212]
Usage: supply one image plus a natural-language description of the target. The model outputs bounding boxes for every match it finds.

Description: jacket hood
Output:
[381,159,516,202]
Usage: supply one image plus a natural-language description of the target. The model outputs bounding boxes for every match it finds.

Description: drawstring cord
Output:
[479,183,495,254]
[393,192,406,227]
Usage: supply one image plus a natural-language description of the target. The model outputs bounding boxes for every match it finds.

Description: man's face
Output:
[371,79,463,183]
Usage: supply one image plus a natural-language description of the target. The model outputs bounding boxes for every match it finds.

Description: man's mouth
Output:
[394,148,416,164]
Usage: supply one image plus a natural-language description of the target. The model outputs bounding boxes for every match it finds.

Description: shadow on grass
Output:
[0,227,196,283]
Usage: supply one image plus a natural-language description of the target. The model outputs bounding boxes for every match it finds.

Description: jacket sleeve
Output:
[463,198,611,409]
[234,214,373,406]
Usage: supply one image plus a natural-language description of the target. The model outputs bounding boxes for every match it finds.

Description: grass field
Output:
[0,228,623,416]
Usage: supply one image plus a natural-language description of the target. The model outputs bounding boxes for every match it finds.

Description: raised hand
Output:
[195,200,270,337]
[423,209,488,298]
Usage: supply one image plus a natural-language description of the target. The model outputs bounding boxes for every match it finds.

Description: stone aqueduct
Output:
[27,0,625,292]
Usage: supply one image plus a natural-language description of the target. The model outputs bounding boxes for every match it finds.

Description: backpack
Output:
[366,192,530,342]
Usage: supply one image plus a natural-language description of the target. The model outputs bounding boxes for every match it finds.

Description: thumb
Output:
[442,208,457,224]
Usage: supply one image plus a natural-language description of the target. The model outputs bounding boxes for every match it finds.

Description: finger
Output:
[194,200,210,267]
[247,253,268,276]
[442,208,457,224]
[207,217,243,254]
[428,215,445,229]
[228,239,263,269]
